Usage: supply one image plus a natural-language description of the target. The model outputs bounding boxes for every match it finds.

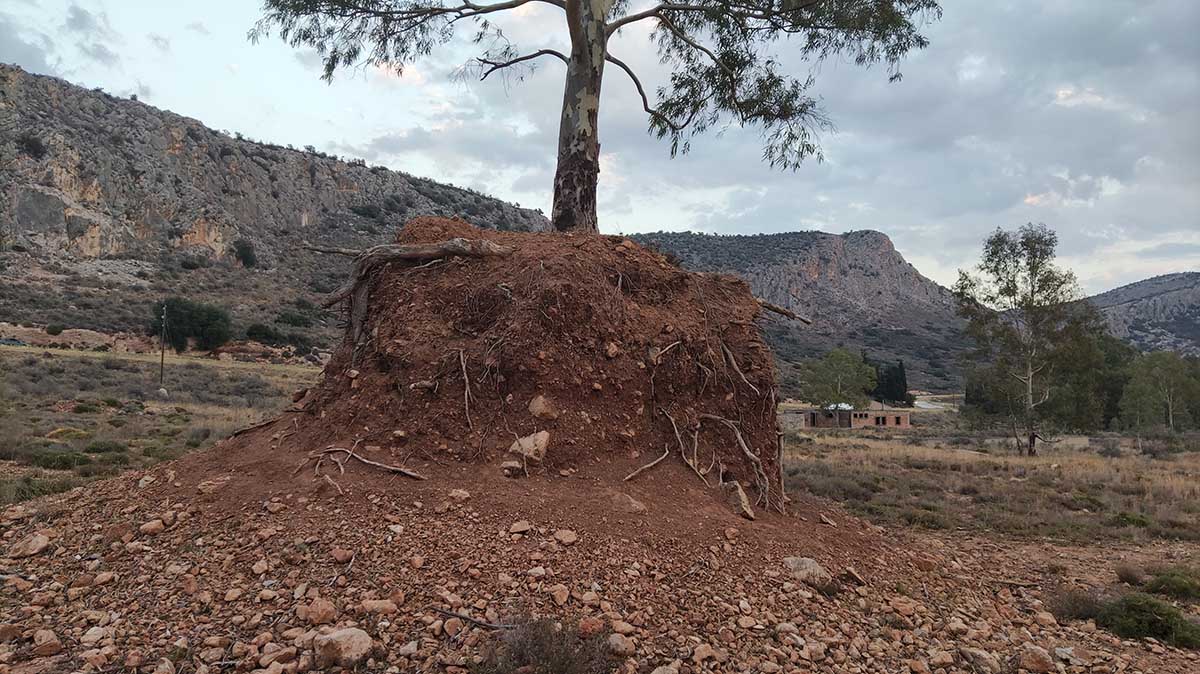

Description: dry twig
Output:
[623,445,671,481]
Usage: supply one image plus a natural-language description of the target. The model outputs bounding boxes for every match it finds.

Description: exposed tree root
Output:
[623,445,671,481]
[699,414,771,509]
[300,445,428,482]
[721,342,761,397]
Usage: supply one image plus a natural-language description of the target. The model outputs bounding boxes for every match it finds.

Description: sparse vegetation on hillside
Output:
[784,433,1200,541]
[0,346,315,504]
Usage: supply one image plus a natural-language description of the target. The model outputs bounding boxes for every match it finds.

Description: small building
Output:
[794,405,910,429]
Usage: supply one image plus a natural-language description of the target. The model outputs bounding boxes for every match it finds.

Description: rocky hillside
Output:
[1089,272,1200,356]
[0,64,548,346]
[633,231,968,392]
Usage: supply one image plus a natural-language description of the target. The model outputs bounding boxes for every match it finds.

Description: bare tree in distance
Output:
[251,0,942,233]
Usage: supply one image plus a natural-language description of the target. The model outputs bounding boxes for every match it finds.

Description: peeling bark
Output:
[551,0,610,233]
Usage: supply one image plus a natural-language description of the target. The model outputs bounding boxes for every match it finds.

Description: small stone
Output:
[553,529,578,546]
[579,616,605,637]
[252,559,269,575]
[449,488,471,501]
[8,533,51,558]
[611,492,647,513]
[139,519,165,535]
[510,520,533,534]
[313,628,373,669]
[607,633,635,656]
[508,431,550,462]
[528,395,560,420]
[223,588,243,602]
[305,597,337,625]
[724,482,755,520]
[361,599,397,615]
[1016,642,1054,673]
[611,620,636,635]
[331,547,354,563]
[782,557,832,588]
[548,584,570,606]
[1033,610,1057,627]
[443,617,464,637]
[32,629,63,656]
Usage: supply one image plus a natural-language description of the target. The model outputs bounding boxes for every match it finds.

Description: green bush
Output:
[84,440,127,454]
[29,452,92,470]
[148,297,232,352]
[1097,593,1200,648]
[1145,568,1200,601]
[45,324,65,336]
[0,474,82,505]
[72,402,99,414]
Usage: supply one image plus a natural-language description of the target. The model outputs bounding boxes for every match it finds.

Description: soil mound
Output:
[216,217,784,513]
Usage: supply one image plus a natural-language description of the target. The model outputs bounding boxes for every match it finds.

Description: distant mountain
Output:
[0,64,547,344]
[1088,272,1200,356]
[632,231,969,392]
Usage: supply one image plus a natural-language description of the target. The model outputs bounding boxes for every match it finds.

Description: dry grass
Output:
[784,434,1200,541]
[0,345,318,504]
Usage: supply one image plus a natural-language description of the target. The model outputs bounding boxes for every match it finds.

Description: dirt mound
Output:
[212,217,783,514]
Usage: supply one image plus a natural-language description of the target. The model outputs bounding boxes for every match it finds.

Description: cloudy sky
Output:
[3,0,1197,293]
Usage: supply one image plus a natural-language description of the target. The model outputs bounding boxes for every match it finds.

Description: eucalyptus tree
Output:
[954,223,1087,455]
[252,0,941,232]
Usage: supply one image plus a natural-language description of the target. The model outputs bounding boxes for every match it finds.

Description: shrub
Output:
[350,204,383,219]
[1097,593,1200,648]
[472,616,614,674]
[16,132,48,159]
[1115,564,1145,586]
[45,324,65,336]
[232,239,257,267]
[72,402,99,414]
[84,440,127,454]
[29,451,92,470]
[246,323,283,344]
[1145,568,1200,601]
[149,297,232,352]
[0,474,83,505]
[1047,587,1103,622]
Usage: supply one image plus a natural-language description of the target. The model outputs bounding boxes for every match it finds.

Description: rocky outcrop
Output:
[633,230,968,391]
[0,63,548,265]
[1087,272,1200,356]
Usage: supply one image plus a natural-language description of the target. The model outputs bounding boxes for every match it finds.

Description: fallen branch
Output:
[623,445,671,481]
[310,446,427,481]
[756,298,812,324]
[426,606,514,630]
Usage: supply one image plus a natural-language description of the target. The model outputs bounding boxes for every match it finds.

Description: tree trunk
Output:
[551,0,609,233]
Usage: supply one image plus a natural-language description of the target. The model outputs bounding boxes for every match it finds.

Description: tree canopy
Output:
[252,0,941,232]
[800,347,876,408]
[954,223,1094,454]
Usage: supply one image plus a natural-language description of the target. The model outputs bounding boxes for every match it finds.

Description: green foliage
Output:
[84,440,127,454]
[1121,352,1199,433]
[471,616,614,674]
[45,324,65,336]
[799,348,877,407]
[252,1,940,186]
[1145,568,1200,601]
[232,239,258,267]
[1097,594,1200,648]
[28,451,92,470]
[954,224,1102,450]
[869,358,908,404]
[149,297,233,353]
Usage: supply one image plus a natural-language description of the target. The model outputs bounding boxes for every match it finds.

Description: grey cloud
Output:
[0,14,57,75]
[148,33,170,52]
[185,21,209,35]
[79,42,119,67]
[1135,243,1200,259]
[293,49,323,71]
[65,4,107,35]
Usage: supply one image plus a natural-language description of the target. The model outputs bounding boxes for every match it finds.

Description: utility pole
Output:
[159,301,167,388]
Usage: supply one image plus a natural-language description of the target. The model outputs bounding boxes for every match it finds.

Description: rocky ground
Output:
[1,453,1197,674]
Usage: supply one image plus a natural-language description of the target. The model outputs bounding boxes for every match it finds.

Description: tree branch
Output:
[477,48,568,80]
[605,53,685,131]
